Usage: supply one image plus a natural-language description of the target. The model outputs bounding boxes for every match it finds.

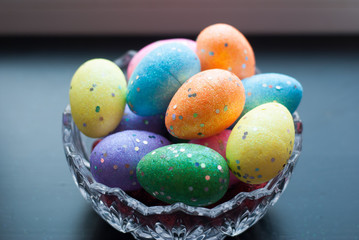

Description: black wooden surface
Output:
[0,36,358,240]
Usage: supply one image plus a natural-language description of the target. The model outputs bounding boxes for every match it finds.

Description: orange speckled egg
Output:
[196,23,255,79]
[165,69,245,140]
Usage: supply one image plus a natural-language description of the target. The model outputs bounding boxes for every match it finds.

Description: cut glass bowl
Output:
[62,51,303,240]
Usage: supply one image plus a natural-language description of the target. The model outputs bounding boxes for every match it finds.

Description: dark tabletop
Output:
[0,35,358,240]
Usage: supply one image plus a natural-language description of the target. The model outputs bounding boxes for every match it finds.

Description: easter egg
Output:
[69,59,127,138]
[189,130,239,186]
[127,42,201,116]
[226,103,295,184]
[137,143,230,206]
[112,105,167,136]
[196,23,255,79]
[127,38,196,79]
[229,73,303,129]
[189,130,231,157]
[237,181,268,192]
[91,139,102,151]
[165,69,245,139]
[242,73,303,115]
[90,130,170,191]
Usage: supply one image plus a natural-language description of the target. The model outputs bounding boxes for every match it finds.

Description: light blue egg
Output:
[127,42,201,116]
[229,73,303,129]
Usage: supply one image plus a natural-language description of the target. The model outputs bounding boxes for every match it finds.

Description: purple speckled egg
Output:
[90,130,171,191]
[112,105,167,136]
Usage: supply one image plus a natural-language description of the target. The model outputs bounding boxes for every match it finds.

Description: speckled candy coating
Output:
[127,38,197,79]
[196,23,255,79]
[229,73,303,129]
[90,130,170,191]
[137,143,230,206]
[226,103,295,184]
[165,69,245,139]
[69,59,127,138]
[112,105,167,136]
[189,130,239,186]
[242,73,302,114]
[127,42,201,116]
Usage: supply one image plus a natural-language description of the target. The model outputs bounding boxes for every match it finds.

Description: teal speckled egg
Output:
[127,42,201,116]
[229,73,302,129]
[242,73,302,115]
[136,143,229,206]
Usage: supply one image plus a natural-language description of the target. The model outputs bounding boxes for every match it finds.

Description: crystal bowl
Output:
[62,51,303,240]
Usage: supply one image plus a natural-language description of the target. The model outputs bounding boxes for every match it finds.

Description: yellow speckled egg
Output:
[226,103,295,184]
[69,59,127,138]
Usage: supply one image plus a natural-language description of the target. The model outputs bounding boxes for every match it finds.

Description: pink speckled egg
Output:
[189,130,239,187]
[127,38,197,79]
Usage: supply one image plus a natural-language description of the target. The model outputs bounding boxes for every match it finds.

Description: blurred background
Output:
[1,1,359,240]
[1,0,359,35]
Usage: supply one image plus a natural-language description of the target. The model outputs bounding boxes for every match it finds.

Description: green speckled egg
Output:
[136,143,229,206]
[69,59,127,138]
[226,103,295,184]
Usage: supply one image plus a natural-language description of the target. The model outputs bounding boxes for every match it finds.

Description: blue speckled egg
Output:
[241,73,303,115]
[126,42,201,116]
[112,105,167,136]
[229,73,302,129]
[90,130,170,191]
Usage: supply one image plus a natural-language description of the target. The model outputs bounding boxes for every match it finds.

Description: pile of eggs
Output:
[69,23,303,207]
